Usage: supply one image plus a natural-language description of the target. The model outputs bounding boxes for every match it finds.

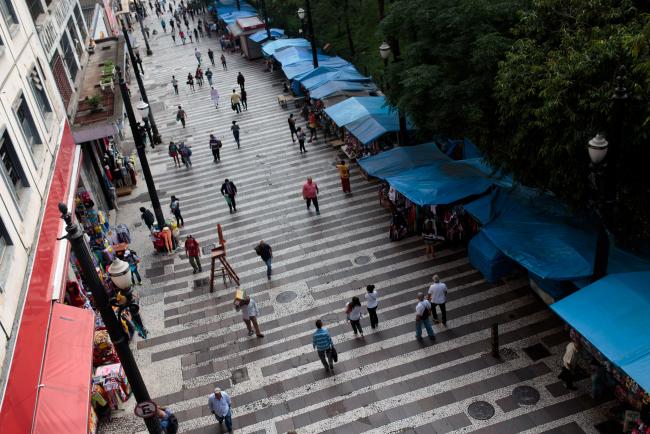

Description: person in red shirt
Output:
[185,235,202,273]
[302,177,320,215]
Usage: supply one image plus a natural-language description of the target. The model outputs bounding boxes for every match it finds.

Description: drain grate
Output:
[194,278,209,288]
[522,343,551,361]
[230,367,249,385]
[354,255,371,265]
[276,291,298,304]
[467,401,495,420]
[512,385,540,405]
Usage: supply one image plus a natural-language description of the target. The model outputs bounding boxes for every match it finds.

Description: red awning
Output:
[33,303,95,433]
[0,122,80,432]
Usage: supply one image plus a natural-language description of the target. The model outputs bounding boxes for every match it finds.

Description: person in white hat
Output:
[207,387,232,432]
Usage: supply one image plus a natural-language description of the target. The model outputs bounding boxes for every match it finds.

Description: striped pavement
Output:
[101,9,612,434]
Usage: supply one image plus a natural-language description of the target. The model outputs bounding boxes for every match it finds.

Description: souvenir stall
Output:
[95,137,137,197]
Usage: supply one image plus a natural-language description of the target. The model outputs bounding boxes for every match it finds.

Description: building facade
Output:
[0,0,71,382]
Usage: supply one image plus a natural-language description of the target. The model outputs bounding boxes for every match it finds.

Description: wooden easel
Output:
[209,224,240,292]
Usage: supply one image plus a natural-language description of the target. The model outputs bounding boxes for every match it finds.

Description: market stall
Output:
[227,16,266,59]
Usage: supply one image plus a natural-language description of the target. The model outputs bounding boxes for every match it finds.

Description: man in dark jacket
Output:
[237,71,245,91]
[220,179,238,213]
[255,240,273,280]
[140,207,155,231]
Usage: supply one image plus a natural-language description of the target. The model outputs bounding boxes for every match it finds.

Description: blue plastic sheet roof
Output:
[324,96,391,127]
[551,272,650,392]
[248,28,284,43]
[284,57,352,81]
[219,10,257,24]
[309,81,377,101]
[302,68,369,91]
[262,38,311,57]
[357,142,449,179]
[385,159,494,206]
[215,0,255,15]
[273,46,326,66]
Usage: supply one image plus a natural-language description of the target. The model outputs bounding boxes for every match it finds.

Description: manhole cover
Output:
[354,255,371,265]
[512,386,540,405]
[230,367,249,384]
[467,401,495,420]
[276,291,298,303]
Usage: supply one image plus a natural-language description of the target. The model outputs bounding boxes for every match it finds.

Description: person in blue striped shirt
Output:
[312,319,334,371]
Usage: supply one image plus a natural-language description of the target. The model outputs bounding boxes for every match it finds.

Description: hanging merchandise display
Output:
[98,137,137,196]
[92,363,131,410]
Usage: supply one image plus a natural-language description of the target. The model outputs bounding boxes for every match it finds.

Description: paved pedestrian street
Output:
[103,13,614,434]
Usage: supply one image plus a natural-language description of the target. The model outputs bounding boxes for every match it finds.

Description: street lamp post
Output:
[135,1,153,55]
[121,24,162,145]
[117,66,166,230]
[260,0,272,40]
[378,41,408,145]
[58,204,161,434]
[298,2,318,68]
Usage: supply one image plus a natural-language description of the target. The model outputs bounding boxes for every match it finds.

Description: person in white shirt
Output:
[415,292,435,340]
[207,387,232,432]
[365,285,379,329]
[345,296,364,337]
[559,341,579,390]
[237,296,264,338]
[427,274,448,326]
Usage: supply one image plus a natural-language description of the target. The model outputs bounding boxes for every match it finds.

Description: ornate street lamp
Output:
[379,41,391,63]
[588,134,608,165]
[107,257,132,290]
[297,7,305,20]
[136,101,154,148]
[297,2,318,68]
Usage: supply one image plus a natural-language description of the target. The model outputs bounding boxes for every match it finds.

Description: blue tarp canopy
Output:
[284,57,352,81]
[344,111,404,145]
[309,81,377,101]
[358,142,449,179]
[301,68,369,91]
[219,10,257,24]
[385,159,494,206]
[262,38,310,57]
[273,46,326,66]
[551,272,650,392]
[324,96,391,127]
[468,231,517,283]
[215,0,255,15]
[465,186,650,282]
[248,28,284,43]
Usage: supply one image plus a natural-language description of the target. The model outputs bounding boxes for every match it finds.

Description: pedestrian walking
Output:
[195,67,203,88]
[205,68,213,86]
[176,105,187,127]
[427,274,448,326]
[171,75,179,94]
[302,176,320,214]
[161,226,174,254]
[240,88,248,110]
[220,178,238,213]
[160,18,167,32]
[297,127,307,153]
[179,29,186,44]
[365,284,379,329]
[559,341,579,390]
[210,86,220,109]
[220,53,227,70]
[168,141,181,167]
[422,214,436,258]
[237,71,245,91]
[254,240,272,279]
[236,295,264,337]
[415,292,435,340]
[288,113,297,141]
[124,250,143,285]
[193,28,199,42]
[313,319,335,371]
[171,31,176,44]
[170,195,184,226]
[184,234,202,273]
[140,207,155,231]
[209,134,222,161]
[307,111,318,142]
[230,89,241,113]
[169,18,174,31]
[230,120,240,147]
[157,406,179,434]
[186,74,194,92]
[178,143,192,168]
[194,47,201,64]
[208,48,215,65]
[345,296,364,337]
[207,388,232,433]
[336,160,351,193]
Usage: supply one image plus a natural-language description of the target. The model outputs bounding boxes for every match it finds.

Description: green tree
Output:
[379,0,529,139]
[490,0,650,243]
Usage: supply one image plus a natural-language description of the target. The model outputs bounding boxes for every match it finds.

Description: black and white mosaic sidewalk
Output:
[101,11,613,434]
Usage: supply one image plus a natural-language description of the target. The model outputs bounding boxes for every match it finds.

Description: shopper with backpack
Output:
[415,292,435,340]
[178,143,192,169]
[158,406,179,433]
[170,195,184,226]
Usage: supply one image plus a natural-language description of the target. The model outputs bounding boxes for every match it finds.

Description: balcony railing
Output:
[35,0,76,55]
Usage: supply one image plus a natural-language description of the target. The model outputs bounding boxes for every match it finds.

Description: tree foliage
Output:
[489,0,650,243]
[379,0,529,139]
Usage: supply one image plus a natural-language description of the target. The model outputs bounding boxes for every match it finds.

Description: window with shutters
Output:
[0,218,11,275]
[28,65,52,121]
[61,30,78,80]
[0,129,29,204]
[13,95,43,150]
[0,0,19,30]
[26,0,44,22]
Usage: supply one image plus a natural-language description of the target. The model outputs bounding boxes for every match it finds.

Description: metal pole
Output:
[305,0,318,68]
[137,12,153,56]
[388,37,407,145]
[122,25,162,145]
[491,323,500,359]
[261,0,271,40]
[117,67,166,230]
[58,204,162,434]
